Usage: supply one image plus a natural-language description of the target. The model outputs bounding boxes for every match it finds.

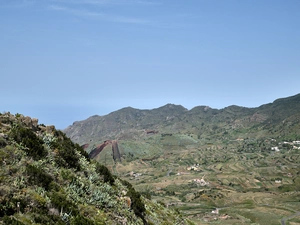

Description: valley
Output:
[64,94,300,225]
[90,132,300,224]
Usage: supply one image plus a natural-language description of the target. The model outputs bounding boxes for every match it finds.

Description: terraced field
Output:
[100,133,300,225]
[64,95,300,225]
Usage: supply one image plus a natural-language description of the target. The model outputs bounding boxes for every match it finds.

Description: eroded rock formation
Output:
[112,140,121,162]
[88,140,121,162]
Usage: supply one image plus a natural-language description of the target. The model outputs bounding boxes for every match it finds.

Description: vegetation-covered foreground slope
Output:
[0,112,193,225]
[64,94,300,225]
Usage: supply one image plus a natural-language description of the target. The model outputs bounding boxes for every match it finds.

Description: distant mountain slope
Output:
[64,104,189,145]
[64,93,300,148]
[62,94,300,224]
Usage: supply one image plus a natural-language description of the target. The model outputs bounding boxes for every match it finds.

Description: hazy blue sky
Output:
[1,0,300,129]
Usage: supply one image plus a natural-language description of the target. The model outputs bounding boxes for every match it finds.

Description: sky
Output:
[1,0,300,129]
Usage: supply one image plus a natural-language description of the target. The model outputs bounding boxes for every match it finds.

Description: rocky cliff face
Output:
[88,140,121,162]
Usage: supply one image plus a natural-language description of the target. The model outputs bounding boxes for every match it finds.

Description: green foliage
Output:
[70,214,96,225]
[42,133,57,149]
[3,216,25,225]
[0,148,10,166]
[121,179,146,222]
[32,213,65,225]
[128,188,146,221]
[74,142,89,161]
[15,113,22,118]
[0,197,27,217]
[53,130,89,170]
[0,137,7,148]
[49,190,79,215]
[9,126,46,160]
[278,177,300,192]
[0,113,194,225]
[141,191,152,200]
[67,176,117,208]
[60,168,75,182]
[95,163,115,185]
[26,164,53,190]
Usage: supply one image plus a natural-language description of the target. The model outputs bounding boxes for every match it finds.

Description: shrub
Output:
[26,164,53,190]
[9,126,46,160]
[0,197,27,217]
[49,190,78,215]
[141,191,152,200]
[0,148,10,166]
[60,168,75,182]
[0,137,7,148]
[42,133,57,149]
[67,177,116,208]
[95,163,115,185]
[70,214,96,225]
[54,140,80,169]
[15,113,22,118]
[53,131,89,170]
[120,179,146,223]
[32,213,64,225]
[74,143,89,161]
[128,188,146,221]
[3,216,25,225]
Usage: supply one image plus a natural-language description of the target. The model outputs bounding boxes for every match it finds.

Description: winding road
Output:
[281,211,300,225]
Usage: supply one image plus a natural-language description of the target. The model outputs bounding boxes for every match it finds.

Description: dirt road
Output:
[281,211,300,225]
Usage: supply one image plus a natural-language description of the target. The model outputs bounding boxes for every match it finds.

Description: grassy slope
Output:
[0,112,194,225]
[64,93,300,225]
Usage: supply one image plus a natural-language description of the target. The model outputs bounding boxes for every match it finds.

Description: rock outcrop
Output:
[89,140,121,162]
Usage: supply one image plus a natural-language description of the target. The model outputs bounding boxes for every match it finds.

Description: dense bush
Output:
[49,190,79,215]
[9,126,46,160]
[3,216,25,225]
[74,142,89,161]
[32,213,65,225]
[140,190,152,200]
[128,188,146,223]
[0,137,7,148]
[0,200,14,217]
[70,214,96,225]
[0,197,27,217]
[53,131,89,170]
[120,179,146,223]
[95,163,115,185]
[26,164,53,190]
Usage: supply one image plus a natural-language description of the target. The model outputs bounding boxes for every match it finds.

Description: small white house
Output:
[211,208,219,214]
[271,147,280,152]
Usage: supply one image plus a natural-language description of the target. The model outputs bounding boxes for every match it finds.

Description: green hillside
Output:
[64,93,300,225]
[0,112,193,225]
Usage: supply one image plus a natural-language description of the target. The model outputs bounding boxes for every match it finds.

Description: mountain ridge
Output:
[63,93,300,224]
[64,93,300,146]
